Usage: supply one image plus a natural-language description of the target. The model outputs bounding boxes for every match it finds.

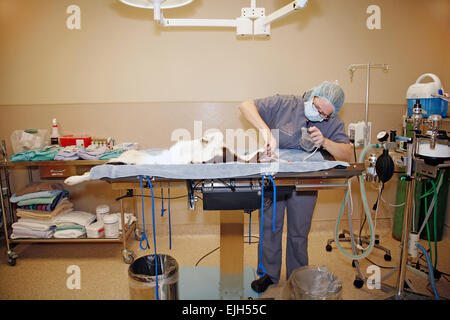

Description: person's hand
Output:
[308,126,325,147]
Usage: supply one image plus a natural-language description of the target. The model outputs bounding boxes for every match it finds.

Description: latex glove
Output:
[308,126,325,147]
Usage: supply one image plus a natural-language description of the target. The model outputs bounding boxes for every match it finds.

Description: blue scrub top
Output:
[254,94,349,150]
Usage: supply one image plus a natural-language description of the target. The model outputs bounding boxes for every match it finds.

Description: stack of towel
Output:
[10,182,73,238]
[53,210,96,238]
[11,211,97,239]
[10,142,140,162]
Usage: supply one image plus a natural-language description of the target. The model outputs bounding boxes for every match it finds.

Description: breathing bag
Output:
[375,149,394,184]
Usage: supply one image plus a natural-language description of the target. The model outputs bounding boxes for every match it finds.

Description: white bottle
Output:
[51,118,60,145]
[103,214,119,238]
[95,204,110,224]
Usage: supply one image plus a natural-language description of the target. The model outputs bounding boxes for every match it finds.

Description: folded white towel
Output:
[11,228,54,239]
[18,217,58,227]
[12,221,54,231]
[54,210,96,227]
[53,229,86,238]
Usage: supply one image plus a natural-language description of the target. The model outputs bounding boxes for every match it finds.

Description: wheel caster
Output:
[123,249,136,264]
[353,278,364,289]
[375,239,380,245]
[338,233,346,239]
[325,244,332,252]
[8,258,16,266]
[384,254,392,261]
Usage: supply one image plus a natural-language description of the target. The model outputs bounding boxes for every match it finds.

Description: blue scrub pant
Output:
[258,189,318,283]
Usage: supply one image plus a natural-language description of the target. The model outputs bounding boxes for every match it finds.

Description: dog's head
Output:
[201,130,224,145]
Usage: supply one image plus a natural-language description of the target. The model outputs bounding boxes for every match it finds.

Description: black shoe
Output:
[251,275,274,293]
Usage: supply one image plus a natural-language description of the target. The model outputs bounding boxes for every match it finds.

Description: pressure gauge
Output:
[377,130,389,142]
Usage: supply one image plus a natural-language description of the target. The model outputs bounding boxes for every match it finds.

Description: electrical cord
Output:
[217,179,236,191]
[194,236,260,267]
[365,257,396,269]
[358,182,383,248]
[195,246,220,267]
[116,194,188,201]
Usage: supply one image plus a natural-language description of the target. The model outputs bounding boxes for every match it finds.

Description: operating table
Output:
[92,149,363,299]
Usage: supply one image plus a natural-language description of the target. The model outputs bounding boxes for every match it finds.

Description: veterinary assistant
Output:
[238,81,352,293]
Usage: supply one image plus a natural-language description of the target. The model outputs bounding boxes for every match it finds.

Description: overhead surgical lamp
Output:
[119,0,308,37]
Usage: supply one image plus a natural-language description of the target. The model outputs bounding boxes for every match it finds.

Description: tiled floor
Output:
[0,227,448,300]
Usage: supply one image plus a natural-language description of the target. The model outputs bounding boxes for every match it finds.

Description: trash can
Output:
[282,266,343,300]
[128,254,179,300]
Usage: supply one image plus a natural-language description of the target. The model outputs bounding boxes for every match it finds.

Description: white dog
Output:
[64,131,272,186]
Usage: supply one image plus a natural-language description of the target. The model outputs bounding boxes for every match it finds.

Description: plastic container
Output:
[103,214,119,238]
[95,204,110,224]
[86,221,105,238]
[10,129,50,154]
[407,73,448,118]
[128,254,179,300]
[60,135,92,148]
[282,266,342,300]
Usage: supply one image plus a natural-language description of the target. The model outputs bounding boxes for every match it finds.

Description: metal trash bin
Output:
[282,266,343,300]
[128,254,179,300]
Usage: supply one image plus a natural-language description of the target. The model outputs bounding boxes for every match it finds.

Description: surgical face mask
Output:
[304,99,324,122]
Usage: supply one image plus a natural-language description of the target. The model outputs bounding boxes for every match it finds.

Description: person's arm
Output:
[322,138,353,162]
[308,126,353,162]
[238,100,277,157]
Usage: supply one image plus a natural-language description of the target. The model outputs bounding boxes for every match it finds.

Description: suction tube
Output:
[335,144,380,260]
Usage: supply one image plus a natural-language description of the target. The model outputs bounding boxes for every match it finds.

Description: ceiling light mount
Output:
[119,0,308,37]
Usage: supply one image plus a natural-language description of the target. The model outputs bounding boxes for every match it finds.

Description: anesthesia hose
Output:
[139,176,150,251]
[416,243,440,300]
[334,144,380,260]
[145,176,159,301]
[256,174,267,277]
[256,174,277,277]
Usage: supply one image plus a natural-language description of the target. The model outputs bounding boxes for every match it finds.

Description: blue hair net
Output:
[303,81,345,117]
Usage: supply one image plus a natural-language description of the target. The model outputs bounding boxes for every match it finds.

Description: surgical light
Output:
[119,0,193,9]
[118,0,308,37]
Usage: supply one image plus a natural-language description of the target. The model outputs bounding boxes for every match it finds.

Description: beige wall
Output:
[0,0,448,105]
[0,0,449,234]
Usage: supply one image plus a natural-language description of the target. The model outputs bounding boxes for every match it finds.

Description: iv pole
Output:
[346,63,390,289]
[349,63,390,147]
